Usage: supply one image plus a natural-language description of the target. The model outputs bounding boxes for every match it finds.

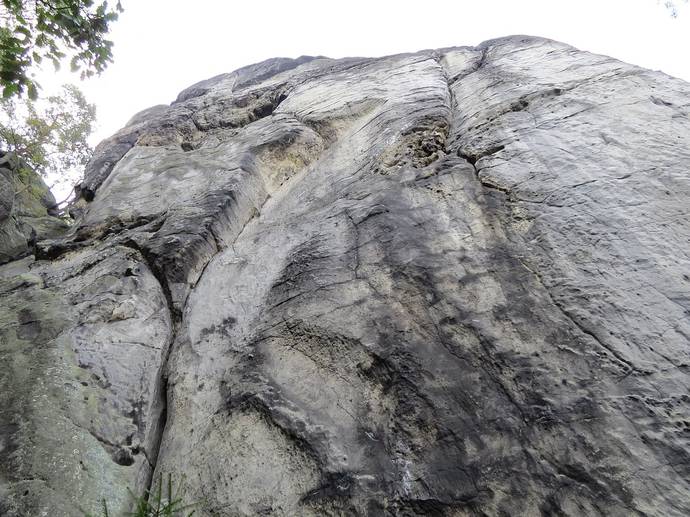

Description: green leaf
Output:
[3,84,19,98]
[14,25,31,38]
[27,82,38,101]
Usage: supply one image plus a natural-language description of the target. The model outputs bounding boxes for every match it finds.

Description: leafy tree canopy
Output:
[0,83,95,185]
[0,0,122,99]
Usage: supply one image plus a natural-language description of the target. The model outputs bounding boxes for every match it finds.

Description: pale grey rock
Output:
[2,35,690,516]
[0,245,171,516]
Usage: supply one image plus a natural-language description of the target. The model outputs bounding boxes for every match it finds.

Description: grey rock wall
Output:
[1,36,689,516]
[0,152,68,264]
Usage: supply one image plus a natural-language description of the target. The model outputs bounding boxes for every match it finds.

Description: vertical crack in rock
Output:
[447,41,642,378]
[118,186,275,498]
[116,239,178,497]
[438,51,534,426]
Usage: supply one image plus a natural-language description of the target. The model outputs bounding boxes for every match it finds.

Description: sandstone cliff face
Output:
[1,36,690,516]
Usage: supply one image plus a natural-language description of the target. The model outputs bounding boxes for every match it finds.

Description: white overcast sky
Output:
[40,0,690,169]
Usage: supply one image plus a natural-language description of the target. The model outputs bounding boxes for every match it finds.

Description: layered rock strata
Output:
[1,36,689,516]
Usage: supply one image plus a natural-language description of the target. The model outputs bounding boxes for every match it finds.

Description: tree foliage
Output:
[0,0,122,99]
[0,83,95,182]
[664,0,688,17]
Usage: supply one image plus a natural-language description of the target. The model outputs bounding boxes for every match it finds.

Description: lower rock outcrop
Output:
[0,152,68,265]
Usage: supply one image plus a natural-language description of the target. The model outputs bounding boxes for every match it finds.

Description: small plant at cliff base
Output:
[90,473,197,517]
[0,83,95,191]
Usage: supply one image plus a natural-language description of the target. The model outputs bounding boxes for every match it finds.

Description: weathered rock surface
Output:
[0,152,68,264]
[1,36,690,516]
